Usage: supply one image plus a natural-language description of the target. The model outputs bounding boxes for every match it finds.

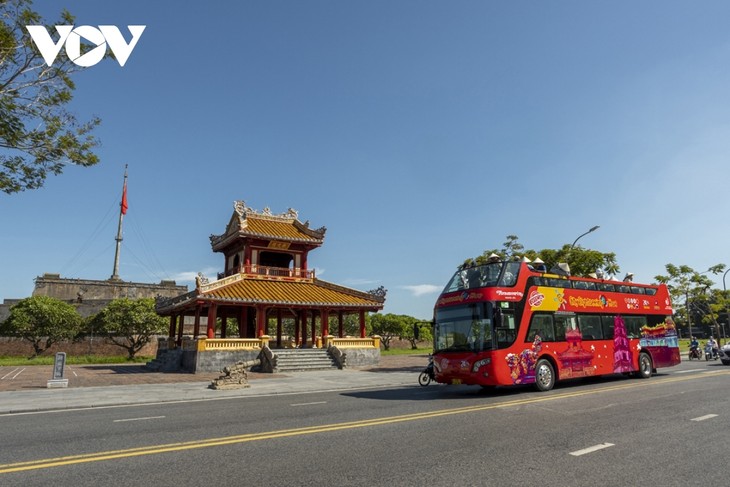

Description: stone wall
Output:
[32,274,187,302]
[182,349,261,373]
[0,274,188,322]
[340,347,381,367]
[0,336,159,357]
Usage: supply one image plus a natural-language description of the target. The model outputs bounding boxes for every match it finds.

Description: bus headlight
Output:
[472,358,491,372]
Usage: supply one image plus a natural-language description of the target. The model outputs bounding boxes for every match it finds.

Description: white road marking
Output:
[291,401,327,407]
[675,369,705,374]
[691,414,718,422]
[113,416,166,423]
[9,368,25,380]
[1,368,21,380]
[570,443,615,456]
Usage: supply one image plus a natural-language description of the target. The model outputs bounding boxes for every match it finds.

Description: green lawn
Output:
[381,347,431,356]
[0,355,153,366]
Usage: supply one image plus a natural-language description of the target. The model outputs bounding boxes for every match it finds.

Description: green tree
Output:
[400,320,433,350]
[1,295,82,357]
[466,235,619,278]
[655,263,726,339]
[370,313,412,351]
[0,0,102,194]
[90,298,167,359]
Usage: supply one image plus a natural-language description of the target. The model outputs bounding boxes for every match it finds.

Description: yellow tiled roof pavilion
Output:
[156,200,385,344]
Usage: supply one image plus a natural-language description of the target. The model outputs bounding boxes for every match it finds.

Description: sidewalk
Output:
[0,354,429,415]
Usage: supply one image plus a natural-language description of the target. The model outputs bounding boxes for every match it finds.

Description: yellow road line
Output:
[1,370,726,474]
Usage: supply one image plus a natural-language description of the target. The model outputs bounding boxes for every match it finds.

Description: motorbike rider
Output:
[706,336,719,358]
[690,336,700,358]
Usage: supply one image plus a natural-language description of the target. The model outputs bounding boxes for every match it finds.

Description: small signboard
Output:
[47,352,69,388]
[52,352,66,379]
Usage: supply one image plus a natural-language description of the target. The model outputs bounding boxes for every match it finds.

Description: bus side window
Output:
[579,315,603,340]
[554,316,577,342]
[601,315,615,339]
[624,316,646,338]
[527,314,554,342]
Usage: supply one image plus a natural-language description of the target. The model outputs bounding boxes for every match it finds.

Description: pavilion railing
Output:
[324,336,381,349]
[195,337,270,352]
[240,265,315,279]
[188,336,381,351]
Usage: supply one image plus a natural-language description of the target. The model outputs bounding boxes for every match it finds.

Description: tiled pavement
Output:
[0,354,430,414]
[0,354,427,392]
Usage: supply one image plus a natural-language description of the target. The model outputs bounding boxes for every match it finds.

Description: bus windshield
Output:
[442,261,520,293]
[434,303,494,353]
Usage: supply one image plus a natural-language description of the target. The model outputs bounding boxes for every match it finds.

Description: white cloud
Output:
[401,284,442,297]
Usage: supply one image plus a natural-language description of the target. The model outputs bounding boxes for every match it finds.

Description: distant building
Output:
[0,274,187,321]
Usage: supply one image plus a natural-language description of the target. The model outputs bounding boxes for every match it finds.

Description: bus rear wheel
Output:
[636,352,652,379]
[534,359,555,392]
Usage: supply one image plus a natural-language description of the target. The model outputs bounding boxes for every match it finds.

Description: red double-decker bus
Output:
[431,260,680,391]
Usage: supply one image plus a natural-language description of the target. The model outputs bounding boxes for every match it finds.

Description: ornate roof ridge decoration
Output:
[210,200,326,248]
[234,200,299,222]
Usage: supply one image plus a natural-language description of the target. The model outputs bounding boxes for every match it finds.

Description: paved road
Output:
[0,358,727,486]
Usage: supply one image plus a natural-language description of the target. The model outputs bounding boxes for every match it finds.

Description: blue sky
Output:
[3,1,730,320]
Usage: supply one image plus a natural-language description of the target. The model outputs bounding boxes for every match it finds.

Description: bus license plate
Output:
[451,379,461,385]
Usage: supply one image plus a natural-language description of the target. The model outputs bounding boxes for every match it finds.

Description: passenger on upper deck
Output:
[530,258,547,273]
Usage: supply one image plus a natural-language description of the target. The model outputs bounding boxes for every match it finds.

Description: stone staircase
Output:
[273,348,339,372]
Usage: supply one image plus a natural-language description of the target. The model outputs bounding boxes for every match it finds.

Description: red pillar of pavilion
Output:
[301,312,308,347]
[256,305,266,337]
[207,304,218,339]
[238,307,248,338]
[193,305,201,338]
[294,313,301,347]
[321,309,329,338]
[176,314,184,346]
[359,310,366,338]
[169,315,176,339]
[276,309,282,347]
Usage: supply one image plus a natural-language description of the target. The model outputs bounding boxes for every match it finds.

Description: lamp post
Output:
[568,226,600,274]
[570,225,600,251]
[722,268,730,346]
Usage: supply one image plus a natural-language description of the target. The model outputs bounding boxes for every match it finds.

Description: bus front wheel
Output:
[535,359,555,392]
[636,352,652,379]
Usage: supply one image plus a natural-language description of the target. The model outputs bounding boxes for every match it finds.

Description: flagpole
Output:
[110,165,128,280]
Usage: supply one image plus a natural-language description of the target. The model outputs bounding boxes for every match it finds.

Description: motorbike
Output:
[418,355,435,386]
[705,343,719,361]
[688,346,702,360]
